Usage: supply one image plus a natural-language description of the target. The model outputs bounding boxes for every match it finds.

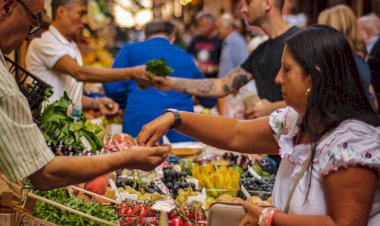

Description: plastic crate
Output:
[4,56,52,110]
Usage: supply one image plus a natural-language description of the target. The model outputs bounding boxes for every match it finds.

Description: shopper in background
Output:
[318,5,377,111]
[25,0,153,114]
[138,25,380,226]
[0,0,170,192]
[151,0,298,119]
[104,19,216,143]
[187,12,222,78]
[358,13,380,109]
[216,13,251,119]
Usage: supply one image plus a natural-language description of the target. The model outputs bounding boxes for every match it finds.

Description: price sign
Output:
[153,177,173,200]
[151,200,176,213]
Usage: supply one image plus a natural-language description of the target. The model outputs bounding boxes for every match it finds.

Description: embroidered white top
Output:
[269,107,380,225]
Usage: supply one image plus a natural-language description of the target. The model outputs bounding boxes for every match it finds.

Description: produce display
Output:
[118,200,206,226]
[41,92,104,155]
[160,166,197,199]
[191,164,240,198]
[33,188,117,226]
[103,133,136,153]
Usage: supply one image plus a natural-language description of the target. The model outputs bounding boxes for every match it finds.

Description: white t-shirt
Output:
[269,107,380,225]
[26,25,83,108]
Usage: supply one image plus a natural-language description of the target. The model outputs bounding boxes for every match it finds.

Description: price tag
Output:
[186,178,199,189]
[120,192,138,201]
[155,166,164,178]
[153,177,173,199]
[248,167,262,179]
[241,185,251,199]
[80,136,92,151]
[151,200,176,213]
[108,179,121,201]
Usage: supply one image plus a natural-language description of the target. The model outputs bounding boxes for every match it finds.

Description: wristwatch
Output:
[163,108,182,129]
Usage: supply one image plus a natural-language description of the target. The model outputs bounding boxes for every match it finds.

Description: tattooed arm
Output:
[155,67,253,97]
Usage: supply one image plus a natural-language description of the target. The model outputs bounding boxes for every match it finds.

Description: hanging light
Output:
[113,4,135,28]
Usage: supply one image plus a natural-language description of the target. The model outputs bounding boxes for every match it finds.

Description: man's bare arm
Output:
[53,56,152,84]
[161,66,254,97]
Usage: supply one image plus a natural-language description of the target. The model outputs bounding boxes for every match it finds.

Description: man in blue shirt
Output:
[104,20,215,142]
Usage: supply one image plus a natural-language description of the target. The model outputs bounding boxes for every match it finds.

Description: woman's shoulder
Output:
[317,119,380,176]
[269,107,301,140]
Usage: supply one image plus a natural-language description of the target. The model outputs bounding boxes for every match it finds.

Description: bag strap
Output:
[283,152,312,213]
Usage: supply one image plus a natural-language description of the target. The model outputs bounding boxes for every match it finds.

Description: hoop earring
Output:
[305,88,311,98]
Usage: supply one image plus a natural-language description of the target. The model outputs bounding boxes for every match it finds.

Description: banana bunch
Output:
[192,164,240,198]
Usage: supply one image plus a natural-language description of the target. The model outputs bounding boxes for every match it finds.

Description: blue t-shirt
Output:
[104,37,211,142]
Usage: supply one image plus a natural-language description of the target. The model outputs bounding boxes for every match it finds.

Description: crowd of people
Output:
[0,0,380,226]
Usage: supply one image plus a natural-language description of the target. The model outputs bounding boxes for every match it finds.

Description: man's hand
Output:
[129,65,156,88]
[244,99,274,119]
[126,145,171,171]
[152,76,175,90]
[99,97,119,116]
[137,113,176,147]
[237,200,262,226]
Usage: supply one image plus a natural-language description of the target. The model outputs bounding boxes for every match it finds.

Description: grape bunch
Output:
[115,175,162,194]
[223,152,252,170]
[240,172,276,192]
[47,141,83,156]
[160,166,196,199]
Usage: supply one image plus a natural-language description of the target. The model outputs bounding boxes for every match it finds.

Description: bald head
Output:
[216,13,238,40]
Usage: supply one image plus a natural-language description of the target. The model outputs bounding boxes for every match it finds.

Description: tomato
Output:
[170,217,184,226]
[168,210,176,219]
[137,206,149,218]
[194,211,206,221]
[184,207,194,220]
[120,216,135,225]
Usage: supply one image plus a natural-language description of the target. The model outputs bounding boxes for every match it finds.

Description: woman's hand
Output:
[137,113,176,147]
[126,145,171,171]
[238,200,263,226]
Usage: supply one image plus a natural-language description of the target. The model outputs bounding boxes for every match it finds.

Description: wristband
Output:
[258,207,282,226]
[162,108,181,129]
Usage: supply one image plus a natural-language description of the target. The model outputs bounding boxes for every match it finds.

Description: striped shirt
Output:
[0,52,54,182]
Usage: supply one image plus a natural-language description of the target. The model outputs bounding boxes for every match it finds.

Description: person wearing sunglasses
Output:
[0,0,170,193]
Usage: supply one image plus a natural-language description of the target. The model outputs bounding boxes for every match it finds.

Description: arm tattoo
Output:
[172,78,216,96]
[171,66,252,97]
[222,67,253,94]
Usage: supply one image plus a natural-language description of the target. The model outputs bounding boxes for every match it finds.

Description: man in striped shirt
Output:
[0,0,170,191]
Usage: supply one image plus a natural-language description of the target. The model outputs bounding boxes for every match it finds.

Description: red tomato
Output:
[137,206,149,218]
[170,217,185,226]
[194,211,206,221]
[168,210,176,219]
[120,216,135,225]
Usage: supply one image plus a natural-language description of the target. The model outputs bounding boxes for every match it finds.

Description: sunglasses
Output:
[17,0,41,35]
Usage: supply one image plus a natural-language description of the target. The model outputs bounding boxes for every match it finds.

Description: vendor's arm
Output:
[138,111,278,155]
[53,55,153,84]
[29,145,170,190]
[153,66,254,97]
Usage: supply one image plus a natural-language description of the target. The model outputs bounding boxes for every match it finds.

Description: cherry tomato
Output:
[170,217,185,226]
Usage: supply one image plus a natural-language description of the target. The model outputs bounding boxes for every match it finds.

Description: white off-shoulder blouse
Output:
[269,107,380,225]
